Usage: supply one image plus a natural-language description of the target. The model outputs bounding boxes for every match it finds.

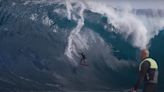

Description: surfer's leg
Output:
[80,59,88,66]
[80,58,83,64]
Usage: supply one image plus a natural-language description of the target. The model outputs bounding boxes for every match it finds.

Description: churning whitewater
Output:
[0,0,164,92]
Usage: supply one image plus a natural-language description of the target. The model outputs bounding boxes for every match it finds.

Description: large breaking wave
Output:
[0,0,164,92]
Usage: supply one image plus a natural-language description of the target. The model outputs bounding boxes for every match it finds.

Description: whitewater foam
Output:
[65,0,73,20]
[30,13,38,21]
[65,1,89,65]
[42,15,54,26]
[83,1,164,50]
[24,0,164,59]
[64,0,164,61]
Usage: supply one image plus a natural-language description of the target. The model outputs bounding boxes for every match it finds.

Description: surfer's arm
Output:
[133,61,150,90]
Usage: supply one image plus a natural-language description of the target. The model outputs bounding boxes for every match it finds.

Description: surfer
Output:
[79,52,88,66]
[130,49,158,92]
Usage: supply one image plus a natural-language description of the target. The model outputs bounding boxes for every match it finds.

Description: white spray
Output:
[64,0,89,65]
[84,1,164,50]
[64,0,164,62]
[65,0,72,20]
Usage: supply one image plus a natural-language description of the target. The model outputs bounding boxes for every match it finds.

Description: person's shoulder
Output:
[142,60,150,67]
[140,60,150,70]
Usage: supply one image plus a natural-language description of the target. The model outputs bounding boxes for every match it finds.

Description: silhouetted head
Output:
[140,49,149,61]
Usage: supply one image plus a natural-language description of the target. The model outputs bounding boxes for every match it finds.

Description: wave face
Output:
[0,0,164,92]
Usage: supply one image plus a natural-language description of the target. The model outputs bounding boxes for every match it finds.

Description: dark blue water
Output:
[0,0,163,92]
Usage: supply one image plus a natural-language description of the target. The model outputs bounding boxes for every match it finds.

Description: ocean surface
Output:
[0,0,164,92]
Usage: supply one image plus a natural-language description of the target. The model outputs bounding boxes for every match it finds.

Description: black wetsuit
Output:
[134,60,158,92]
[80,53,87,65]
[81,53,86,60]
